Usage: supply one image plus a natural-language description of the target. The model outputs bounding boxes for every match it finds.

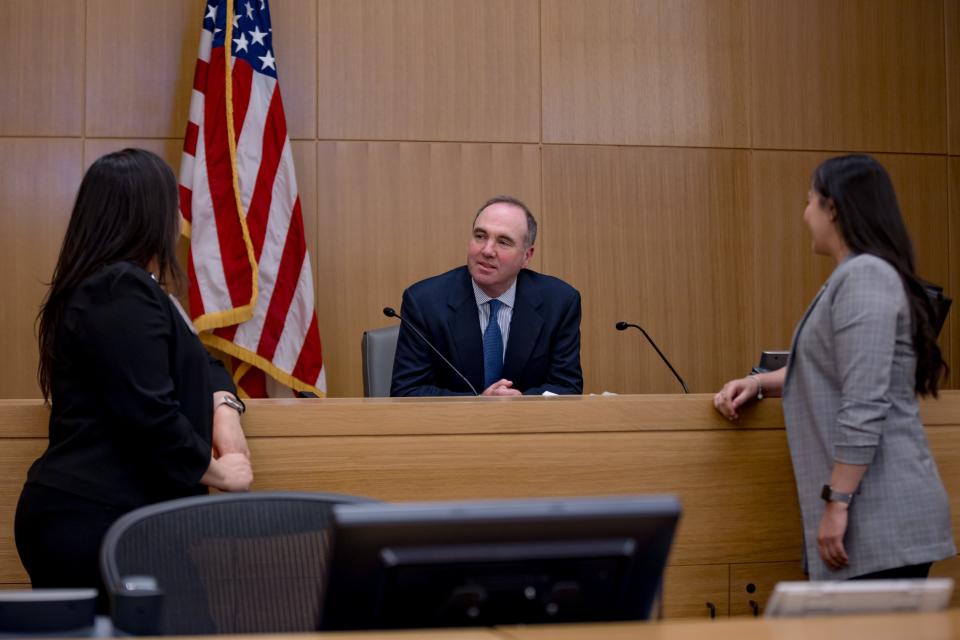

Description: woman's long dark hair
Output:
[37,148,184,401]
[812,154,947,396]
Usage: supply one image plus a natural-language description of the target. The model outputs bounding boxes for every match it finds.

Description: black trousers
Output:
[14,482,125,613]
[850,562,933,580]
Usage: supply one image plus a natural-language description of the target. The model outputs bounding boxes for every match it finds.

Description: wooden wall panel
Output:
[662,565,730,619]
[85,0,203,137]
[750,152,951,364]
[948,0,960,155]
[750,0,946,153]
[316,0,540,142]
[262,0,318,140]
[541,0,749,147]
[950,159,960,391]
[729,562,808,617]
[0,140,82,399]
[315,142,541,397]
[0,1,83,136]
[83,139,185,170]
[542,146,753,394]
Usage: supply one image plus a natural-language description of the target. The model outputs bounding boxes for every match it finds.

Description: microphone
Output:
[384,307,480,396]
[615,321,689,393]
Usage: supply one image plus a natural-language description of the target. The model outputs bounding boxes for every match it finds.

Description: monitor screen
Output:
[319,495,681,631]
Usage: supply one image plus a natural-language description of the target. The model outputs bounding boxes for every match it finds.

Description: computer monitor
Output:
[319,495,681,631]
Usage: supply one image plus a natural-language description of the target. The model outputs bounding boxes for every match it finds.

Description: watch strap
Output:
[217,394,246,415]
[821,484,854,505]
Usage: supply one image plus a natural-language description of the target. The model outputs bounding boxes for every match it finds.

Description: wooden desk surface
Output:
[163,610,960,640]
[496,609,960,640]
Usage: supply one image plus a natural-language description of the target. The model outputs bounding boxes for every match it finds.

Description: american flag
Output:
[179,0,326,397]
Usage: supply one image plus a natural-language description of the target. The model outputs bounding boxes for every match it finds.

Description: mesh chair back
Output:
[100,492,373,635]
[361,324,400,397]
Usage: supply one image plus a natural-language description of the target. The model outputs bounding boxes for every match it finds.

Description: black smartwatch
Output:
[821,484,854,505]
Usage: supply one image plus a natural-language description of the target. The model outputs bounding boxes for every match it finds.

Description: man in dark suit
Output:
[391,196,582,396]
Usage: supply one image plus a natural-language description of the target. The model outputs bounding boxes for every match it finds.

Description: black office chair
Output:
[99,491,375,635]
[361,324,400,397]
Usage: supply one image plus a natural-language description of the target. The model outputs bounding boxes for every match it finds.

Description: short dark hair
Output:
[37,148,183,400]
[473,195,538,247]
[812,154,947,396]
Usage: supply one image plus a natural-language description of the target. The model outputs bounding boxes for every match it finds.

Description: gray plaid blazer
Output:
[782,253,955,580]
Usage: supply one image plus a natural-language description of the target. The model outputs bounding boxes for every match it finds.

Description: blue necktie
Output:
[483,299,504,389]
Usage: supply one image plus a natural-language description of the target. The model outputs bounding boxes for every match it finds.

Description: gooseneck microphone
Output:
[384,307,480,396]
[615,321,689,394]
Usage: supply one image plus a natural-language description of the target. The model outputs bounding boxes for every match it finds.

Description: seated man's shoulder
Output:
[520,269,579,298]
[406,266,468,297]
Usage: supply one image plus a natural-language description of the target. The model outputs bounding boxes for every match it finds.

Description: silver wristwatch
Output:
[216,394,246,415]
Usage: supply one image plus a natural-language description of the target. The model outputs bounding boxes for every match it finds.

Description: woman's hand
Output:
[817,502,850,571]
[713,377,759,420]
[201,452,253,492]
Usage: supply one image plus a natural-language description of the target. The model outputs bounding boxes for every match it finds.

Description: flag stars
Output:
[245,2,255,19]
[258,50,276,71]
[233,32,250,53]
[205,3,217,21]
[249,25,268,46]
[233,14,241,28]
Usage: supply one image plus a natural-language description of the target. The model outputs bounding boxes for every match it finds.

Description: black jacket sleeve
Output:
[76,270,212,489]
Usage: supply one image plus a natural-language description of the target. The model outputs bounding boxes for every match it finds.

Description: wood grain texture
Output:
[729,561,808,617]
[749,0,947,153]
[85,0,202,137]
[82,139,186,170]
[498,609,960,640]
[0,140,83,399]
[315,142,541,397]
[248,434,799,566]
[317,0,539,142]
[949,159,960,396]
[268,0,318,140]
[542,146,753,394]
[542,0,749,147]
[750,151,951,367]
[931,555,960,609]
[0,0,83,136]
[662,564,730,619]
[948,0,960,155]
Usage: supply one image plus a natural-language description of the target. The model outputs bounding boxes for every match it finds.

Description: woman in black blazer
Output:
[15,149,253,610]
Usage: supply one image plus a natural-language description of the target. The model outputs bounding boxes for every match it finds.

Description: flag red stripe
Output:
[187,248,205,317]
[231,61,254,141]
[215,323,239,342]
[238,366,268,398]
[203,48,253,309]
[292,314,323,384]
[255,198,306,360]
[184,122,199,156]
[179,185,193,223]
[193,59,209,93]
[244,89,287,259]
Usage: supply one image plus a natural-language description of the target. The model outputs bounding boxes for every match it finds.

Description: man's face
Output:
[467,202,534,298]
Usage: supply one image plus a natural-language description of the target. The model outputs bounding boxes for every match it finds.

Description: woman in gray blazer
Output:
[714,154,954,580]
